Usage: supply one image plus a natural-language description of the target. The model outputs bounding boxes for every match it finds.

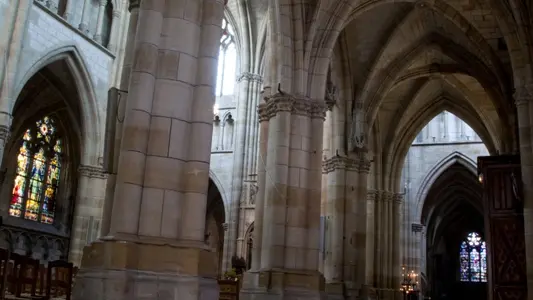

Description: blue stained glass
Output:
[459,232,487,282]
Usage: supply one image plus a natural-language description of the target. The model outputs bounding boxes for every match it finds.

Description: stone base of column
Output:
[324,282,345,299]
[240,269,326,300]
[71,238,219,299]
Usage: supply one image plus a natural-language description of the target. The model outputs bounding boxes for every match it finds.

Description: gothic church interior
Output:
[0,0,532,299]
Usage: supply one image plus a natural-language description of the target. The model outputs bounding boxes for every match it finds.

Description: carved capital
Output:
[412,223,424,233]
[367,190,379,202]
[238,72,263,83]
[222,223,229,231]
[258,93,327,122]
[112,10,121,18]
[322,154,371,174]
[514,84,533,107]
[393,193,404,205]
[79,165,108,179]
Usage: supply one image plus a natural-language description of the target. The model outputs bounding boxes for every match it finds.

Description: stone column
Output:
[68,165,107,266]
[250,108,268,271]
[515,81,533,298]
[106,10,121,52]
[0,0,30,139]
[72,1,225,299]
[226,72,263,271]
[240,94,327,299]
[78,0,92,33]
[322,152,371,299]
[93,0,107,43]
[62,0,74,21]
[365,190,377,286]
[411,224,423,283]
[100,0,139,237]
[392,194,403,300]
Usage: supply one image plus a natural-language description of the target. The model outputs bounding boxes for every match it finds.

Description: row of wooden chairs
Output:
[0,249,77,299]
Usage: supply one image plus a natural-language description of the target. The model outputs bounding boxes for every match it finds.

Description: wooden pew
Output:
[45,260,73,300]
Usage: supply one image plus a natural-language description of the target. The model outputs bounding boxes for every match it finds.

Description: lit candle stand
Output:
[400,267,419,300]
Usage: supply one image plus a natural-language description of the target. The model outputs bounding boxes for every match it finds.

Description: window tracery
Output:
[459,232,487,282]
[216,18,237,96]
[10,116,62,225]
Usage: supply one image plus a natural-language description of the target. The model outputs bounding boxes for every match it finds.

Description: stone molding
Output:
[238,72,263,83]
[412,223,424,233]
[370,190,404,203]
[78,165,108,179]
[258,93,327,122]
[322,154,371,174]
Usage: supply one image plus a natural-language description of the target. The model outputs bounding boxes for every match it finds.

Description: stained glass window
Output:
[216,18,236,96]
[9,116,62,224]
[459,232,487,282]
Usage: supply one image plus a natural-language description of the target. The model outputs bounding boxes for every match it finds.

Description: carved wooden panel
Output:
[478,155,527,300]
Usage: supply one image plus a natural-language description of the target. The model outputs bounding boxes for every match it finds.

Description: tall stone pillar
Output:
[78,0,92,33]
[72,1,225,299]
[392,194,403,300]
[225,72,263,271]
[322,152,371,299]
[68,165,108,266]
[373,191,403,300]
[106,10,121,52]
[100,0,139,237]
[240,94,327,299]
[93,0,107,43]
[0,0,30,145]
[515,81,533,298]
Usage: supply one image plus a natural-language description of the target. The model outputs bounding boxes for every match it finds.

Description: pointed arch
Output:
[415,152,478,223]
[14,45,102,166]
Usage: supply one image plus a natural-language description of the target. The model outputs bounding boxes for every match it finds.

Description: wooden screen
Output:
[478,155,527,300]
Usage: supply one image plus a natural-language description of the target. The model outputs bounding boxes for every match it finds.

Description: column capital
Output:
[392,193,403,205]
[99,0,107,6]
[112,9,121,18]
[78,165,108,179]
[367,190,379,201]
[322,154,371,174]
[238,72,263,83]
[514,83,533,107]
[258,93,327,122]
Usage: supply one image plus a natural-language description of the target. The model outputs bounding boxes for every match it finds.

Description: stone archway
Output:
[421,162,486,300]
[206,178,226,277]
[0,54,94,262]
